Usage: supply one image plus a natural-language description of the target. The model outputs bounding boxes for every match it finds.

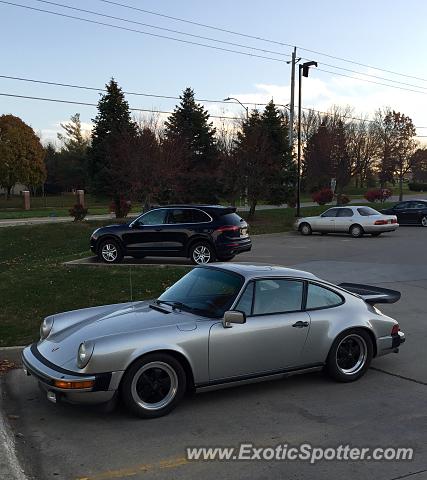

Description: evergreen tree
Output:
[88,79,137,215]
[163,87,218,202]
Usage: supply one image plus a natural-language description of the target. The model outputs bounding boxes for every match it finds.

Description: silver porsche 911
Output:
[295,206,398,237]
[22,264,405,418]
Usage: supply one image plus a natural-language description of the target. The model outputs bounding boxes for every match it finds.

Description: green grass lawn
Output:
[0,202,393,346]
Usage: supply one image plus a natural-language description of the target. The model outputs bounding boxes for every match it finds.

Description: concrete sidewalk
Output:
[0,194,425,227]
[0,378,26,480]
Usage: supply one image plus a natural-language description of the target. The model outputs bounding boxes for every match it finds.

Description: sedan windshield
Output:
[157,267,244,318]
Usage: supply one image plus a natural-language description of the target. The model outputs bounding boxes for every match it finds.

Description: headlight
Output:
[40,317,54,340]
[77,341,95,369]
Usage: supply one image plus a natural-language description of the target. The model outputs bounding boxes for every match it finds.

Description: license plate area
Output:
[240,227,248,237]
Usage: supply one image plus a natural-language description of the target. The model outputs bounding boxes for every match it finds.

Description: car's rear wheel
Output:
[300,223,312,236]
[98,238,123,263]
[326,330,373,382]
[121,353,186,418]
[421,216,427,227]
[349,224,364,238]
[190,242,215,265]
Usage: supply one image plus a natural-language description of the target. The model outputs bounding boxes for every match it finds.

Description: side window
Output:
[168,209,193,224]
[139,209,167,225]
[337,208,353,217]
[253,279,303,315]
[234,282,254,316]
[192,209,212,223]
[394,202,408,210]
[321,208,339,218]
[306,284,343,310]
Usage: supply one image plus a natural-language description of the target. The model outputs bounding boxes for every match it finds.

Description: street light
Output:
[223,97,249,119]
[296,60,317,217]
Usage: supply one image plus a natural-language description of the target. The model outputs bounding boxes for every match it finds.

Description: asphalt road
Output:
[2,227,427,480]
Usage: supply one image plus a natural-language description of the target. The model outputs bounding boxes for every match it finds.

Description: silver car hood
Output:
[37,301,194,367]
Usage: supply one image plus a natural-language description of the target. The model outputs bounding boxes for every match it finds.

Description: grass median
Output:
[0,203,392,346]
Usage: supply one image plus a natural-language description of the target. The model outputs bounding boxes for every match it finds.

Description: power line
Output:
[0,74,290,107]
[97,0,427,83]
[316,68,427,95]
[0,1,287,63]
[31,0,292,59]
[30,0,427,92]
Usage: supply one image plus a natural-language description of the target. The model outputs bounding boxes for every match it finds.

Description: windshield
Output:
[357,207,380,216]
[157,267,244,318]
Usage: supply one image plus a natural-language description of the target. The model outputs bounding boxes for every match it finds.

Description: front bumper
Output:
[377,331,405,356]
[22,344,119,405]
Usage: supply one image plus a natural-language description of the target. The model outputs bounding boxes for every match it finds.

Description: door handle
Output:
[292,321,309,328]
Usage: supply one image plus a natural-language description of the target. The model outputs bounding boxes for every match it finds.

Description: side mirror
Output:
[222,310,246,328]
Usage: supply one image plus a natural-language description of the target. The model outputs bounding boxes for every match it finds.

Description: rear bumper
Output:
[376,331,405,356]
[215,237,252,257]
[364,224,399,233]
[22,344,120,405]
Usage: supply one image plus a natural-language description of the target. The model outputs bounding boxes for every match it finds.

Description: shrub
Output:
[110,198,132,218]
[312,188,334,205]
[69,203,88,222]
[364,188,392,203]
[336,194,350,205]
[408,182,427,192]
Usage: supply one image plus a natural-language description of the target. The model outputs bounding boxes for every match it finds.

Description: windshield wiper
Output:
[156,300,209,315]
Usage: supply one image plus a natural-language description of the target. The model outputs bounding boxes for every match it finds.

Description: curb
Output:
[0,347,24,365]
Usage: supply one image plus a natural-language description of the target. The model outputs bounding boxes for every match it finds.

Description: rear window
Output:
[192,209,212,223]
[218,212,245,225]
[357,207,380,216]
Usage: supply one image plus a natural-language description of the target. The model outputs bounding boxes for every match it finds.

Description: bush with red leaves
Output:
[364,188,392,203]
[69,203,88,222]
[312,188,334,205]
[336,194,350,205]
[110,198,132,218]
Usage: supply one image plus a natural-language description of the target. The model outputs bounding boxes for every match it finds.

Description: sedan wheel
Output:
[421,216,427,227]
[98,239,123,263]
[349,224,364,238]
[121,354,186,418]
[190,243,214,265]
[300,223,312,236]
[326,330,373,382]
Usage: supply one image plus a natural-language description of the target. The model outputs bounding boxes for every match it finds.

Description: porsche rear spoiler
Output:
[338,283,401,305]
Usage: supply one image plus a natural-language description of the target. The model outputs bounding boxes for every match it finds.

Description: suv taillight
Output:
[391,324,400,335]
[215,226,240,233]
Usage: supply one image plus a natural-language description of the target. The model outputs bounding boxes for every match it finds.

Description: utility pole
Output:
[288,46,297,148]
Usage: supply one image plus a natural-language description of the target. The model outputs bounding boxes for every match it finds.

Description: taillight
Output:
[391,324,400,335]
[215,225,240,233]
[374,219,388,225]
[391,218,398,224]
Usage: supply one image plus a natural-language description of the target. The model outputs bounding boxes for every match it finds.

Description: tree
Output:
[88,79,137,215]
[56,113,90,190]
[163,87,218,202]
[411,148,427,182]
[375,109,417,200]
[0,114,46,198]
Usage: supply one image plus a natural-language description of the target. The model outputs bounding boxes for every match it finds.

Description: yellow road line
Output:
[76,456,189,480]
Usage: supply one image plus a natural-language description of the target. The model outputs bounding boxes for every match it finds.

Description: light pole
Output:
[296,60,317,217]
[223,97,249,120]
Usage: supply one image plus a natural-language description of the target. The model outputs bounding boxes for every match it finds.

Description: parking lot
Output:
[2,227,427,480]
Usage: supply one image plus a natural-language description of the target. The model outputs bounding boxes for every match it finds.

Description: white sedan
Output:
[295,206,398,237]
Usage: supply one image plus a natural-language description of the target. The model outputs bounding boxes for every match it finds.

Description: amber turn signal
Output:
[53,380,94,389]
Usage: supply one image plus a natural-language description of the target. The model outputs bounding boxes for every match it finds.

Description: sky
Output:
[1,0,427,144]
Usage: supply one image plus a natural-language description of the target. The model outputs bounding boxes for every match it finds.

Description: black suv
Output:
[90,205,252,264]
[381,200,427,226]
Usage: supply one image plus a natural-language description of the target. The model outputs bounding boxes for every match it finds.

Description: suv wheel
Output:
[421,216,427,227]
[98,238,123,263]
[190,242,214,265]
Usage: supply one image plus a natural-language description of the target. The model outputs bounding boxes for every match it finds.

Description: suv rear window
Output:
[218,213,244,225]
[192,209,212,223]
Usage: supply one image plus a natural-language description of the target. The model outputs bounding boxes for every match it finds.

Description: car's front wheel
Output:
[326,329,373,382]
[299,223,312,236]
[121,353,187,418]
[98,238,123,263]
[189,242,215,264]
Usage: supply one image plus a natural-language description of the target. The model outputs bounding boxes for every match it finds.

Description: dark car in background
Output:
[90,205,251,264]
[381,200,427,227]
